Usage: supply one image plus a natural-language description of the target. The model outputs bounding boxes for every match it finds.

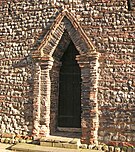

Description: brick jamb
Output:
[77,52,100,145]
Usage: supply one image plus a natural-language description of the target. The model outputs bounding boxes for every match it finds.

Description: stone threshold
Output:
[40,135,81,149]
[11,143,99,152]
[11,143,79,152]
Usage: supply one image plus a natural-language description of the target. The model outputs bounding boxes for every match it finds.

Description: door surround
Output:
[32,9,100,145]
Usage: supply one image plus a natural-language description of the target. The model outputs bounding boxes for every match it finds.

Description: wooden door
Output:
[58,42,81,128]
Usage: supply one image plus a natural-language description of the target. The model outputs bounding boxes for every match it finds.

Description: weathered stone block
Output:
[40,141,53,147]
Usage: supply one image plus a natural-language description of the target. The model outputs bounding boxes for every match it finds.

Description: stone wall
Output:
[0,0,135,145]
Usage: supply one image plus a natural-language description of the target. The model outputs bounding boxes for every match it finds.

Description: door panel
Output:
[58,42,81,128]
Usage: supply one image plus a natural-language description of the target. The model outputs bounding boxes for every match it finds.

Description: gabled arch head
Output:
[32,9,96,59]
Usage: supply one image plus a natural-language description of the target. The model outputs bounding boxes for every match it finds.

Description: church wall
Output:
[0,0,135,145]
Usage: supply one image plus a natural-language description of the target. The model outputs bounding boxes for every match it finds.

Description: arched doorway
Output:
[58,42,81,128]
[32,10,100,144]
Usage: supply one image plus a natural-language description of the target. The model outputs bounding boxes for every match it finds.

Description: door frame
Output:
[32,10,100,145]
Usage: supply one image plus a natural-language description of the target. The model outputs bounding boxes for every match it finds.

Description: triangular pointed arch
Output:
[32,9,96,59]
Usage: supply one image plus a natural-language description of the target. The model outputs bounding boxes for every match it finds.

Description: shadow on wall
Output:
[9,26,51,136]
[10,55,35,136]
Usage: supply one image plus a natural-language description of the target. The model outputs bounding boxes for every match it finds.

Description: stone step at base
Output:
[40,136,81,149]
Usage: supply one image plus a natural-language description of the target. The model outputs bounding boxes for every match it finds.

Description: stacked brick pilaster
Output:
[76,52,100,145]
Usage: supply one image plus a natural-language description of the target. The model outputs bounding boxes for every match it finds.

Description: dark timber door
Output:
[58,42,81,128]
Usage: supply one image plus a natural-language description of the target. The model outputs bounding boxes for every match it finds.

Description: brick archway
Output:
[32,9,100,145]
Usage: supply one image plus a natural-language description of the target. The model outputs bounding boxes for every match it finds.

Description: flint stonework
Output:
[0,0,135,146]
